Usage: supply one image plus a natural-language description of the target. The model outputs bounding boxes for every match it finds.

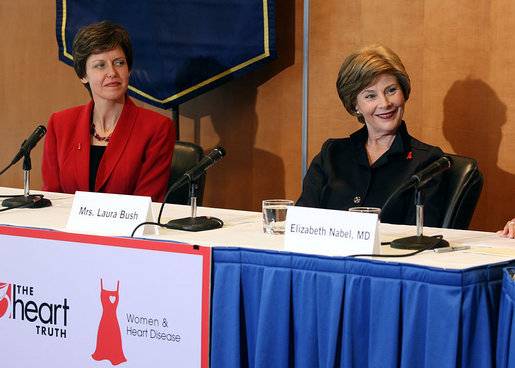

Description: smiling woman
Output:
[41,21,176,202]
[296,44,447,227]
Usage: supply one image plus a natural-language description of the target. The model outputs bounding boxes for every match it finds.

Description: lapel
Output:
[74,101,94,191]
[94,97,138,191]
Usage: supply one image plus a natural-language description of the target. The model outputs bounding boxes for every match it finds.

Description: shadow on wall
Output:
[443,78,515,231]
[180,74,286,211]
[176,0,295,211]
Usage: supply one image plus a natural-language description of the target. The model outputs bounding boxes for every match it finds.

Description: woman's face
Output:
[355,73,405,137]
[80,45,130,104]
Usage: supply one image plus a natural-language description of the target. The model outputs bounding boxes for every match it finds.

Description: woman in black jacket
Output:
[297,44,446,226]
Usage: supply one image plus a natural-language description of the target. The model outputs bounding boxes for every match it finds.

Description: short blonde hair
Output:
[336,44,410,123]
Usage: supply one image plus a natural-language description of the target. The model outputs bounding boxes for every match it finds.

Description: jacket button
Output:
[353,196,361,204]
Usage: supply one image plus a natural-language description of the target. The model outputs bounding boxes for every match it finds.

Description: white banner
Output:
[0,226,210,367]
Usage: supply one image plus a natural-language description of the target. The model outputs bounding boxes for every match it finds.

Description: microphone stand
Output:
[166,179,223,231]
[2,155,52,209]
[390,187,448,250]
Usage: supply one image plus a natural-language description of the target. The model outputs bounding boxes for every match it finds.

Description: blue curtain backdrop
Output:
[56,0,276,109]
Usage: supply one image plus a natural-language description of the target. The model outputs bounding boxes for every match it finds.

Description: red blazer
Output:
[42,97,175,202]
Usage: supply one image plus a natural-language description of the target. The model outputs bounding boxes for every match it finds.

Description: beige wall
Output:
[307,0,515,232]
[1,1,513,232]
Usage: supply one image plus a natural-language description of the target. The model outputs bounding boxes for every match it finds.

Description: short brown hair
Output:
[336,44,410,123]
[72,21,133,92]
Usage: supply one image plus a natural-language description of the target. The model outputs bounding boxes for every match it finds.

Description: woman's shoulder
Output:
[51,102,90,119]
[401,123,442,156]
[128,103,173,129]
[319,137,353,153]
[408,135,444,156]
[310,138,354,166]
[135,106,173,124]
[125,102,175,141]
[48,102,92,133]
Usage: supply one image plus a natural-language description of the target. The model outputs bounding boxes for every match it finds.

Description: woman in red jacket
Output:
[42,21,175,202]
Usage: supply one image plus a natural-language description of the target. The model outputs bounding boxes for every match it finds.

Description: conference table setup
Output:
[2,187,515,368]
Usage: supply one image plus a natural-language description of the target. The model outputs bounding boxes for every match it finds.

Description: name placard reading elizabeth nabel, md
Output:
[67,191,157,237]
[285,206,380,256]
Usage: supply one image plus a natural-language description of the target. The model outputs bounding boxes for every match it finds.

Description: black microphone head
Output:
[25,125,47,143]
[213,146,226,158]
[205,147,226,163]
[37,125,46,135]
[11,124,47,165]
[23,125,47,150]
[412,155,452,188]
[30,125,47,142]
[442,155,452,168]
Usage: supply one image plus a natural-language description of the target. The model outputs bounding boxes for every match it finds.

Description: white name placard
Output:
[284,206,380,256]
[67,191,158,237]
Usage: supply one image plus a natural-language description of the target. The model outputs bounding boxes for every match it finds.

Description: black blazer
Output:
[296,122,447,227]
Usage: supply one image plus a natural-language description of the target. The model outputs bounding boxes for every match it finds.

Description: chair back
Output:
[441,153,483,229]
[165,141,205,205]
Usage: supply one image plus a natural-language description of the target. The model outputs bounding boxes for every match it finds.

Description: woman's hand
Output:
[498,218,515,239]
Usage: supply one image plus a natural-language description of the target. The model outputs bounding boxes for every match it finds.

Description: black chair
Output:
[440,153,483,229]
[165,141,205,205]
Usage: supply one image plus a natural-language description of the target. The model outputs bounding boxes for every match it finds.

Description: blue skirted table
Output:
[211,248,515,368]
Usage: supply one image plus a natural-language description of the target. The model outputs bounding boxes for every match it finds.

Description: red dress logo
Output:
[92,279,127,365]
[0,283,11,319]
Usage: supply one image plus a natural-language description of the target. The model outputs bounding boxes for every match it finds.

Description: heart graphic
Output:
[0,285,7,299]
[109,296,116,304]
[0,298,8,318]
[0,284,10,318]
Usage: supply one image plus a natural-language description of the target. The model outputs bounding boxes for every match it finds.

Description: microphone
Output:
[11,125,47,165]
[389,156,452,250]
[399,156,452,191]
[162,146,226,232]
[169,146,226,192]
[2,124,51,209]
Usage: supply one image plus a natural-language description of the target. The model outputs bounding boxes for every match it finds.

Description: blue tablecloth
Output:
[497,267,515,368]
[211,248,515,368]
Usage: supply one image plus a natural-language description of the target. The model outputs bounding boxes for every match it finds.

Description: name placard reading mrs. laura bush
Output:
[284,206,380,256]
[67,191,157,237]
